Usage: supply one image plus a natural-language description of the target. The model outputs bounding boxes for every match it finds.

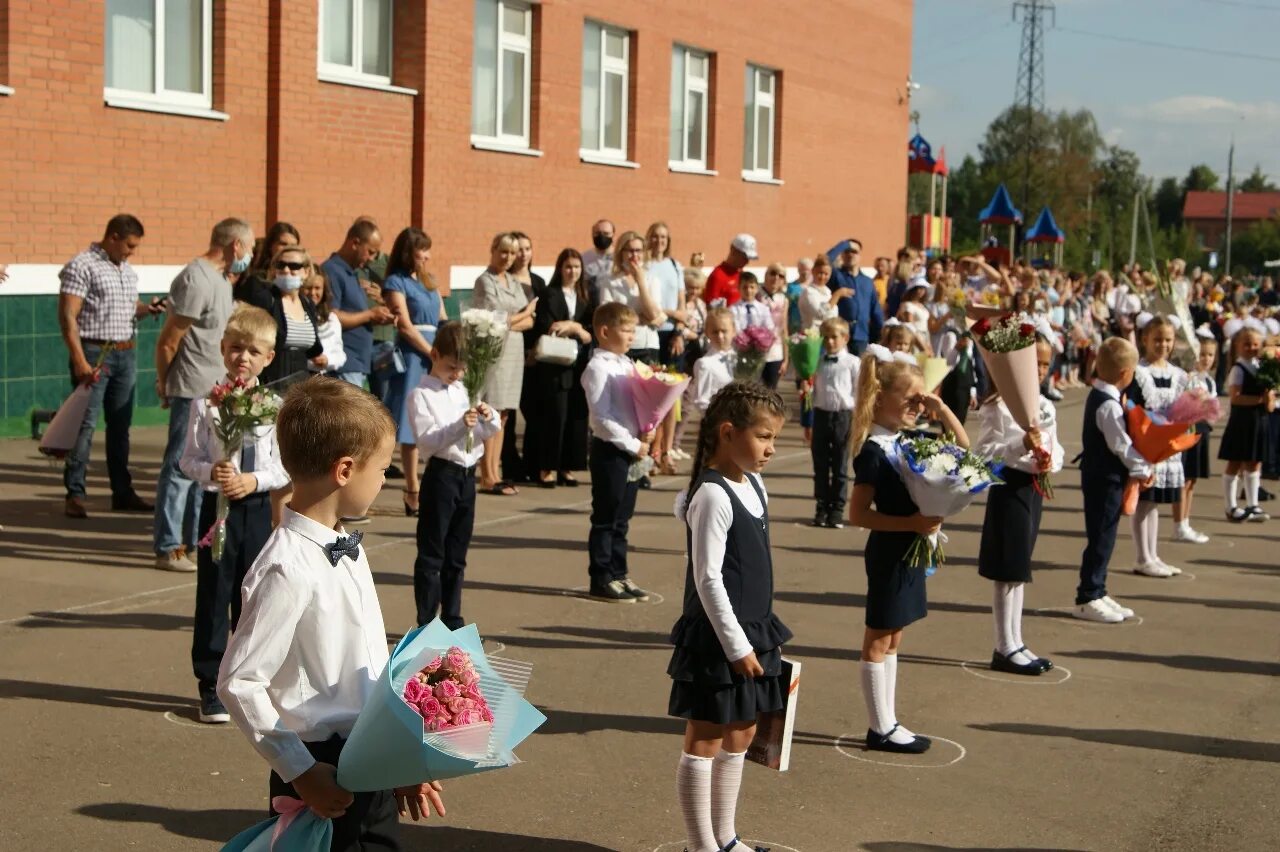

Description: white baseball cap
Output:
[731,233,759,260]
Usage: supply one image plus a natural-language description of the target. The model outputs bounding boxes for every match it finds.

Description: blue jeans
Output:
[368,341,395,406]
[153,397,204,554]
[339,371,367,389]
[64,343,136,500]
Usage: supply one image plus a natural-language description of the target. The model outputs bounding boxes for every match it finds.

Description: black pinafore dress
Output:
[853,436,929,630]
[1219,360,1268,463]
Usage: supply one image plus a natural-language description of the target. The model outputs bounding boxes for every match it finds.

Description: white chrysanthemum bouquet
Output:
[893,434,1003,569]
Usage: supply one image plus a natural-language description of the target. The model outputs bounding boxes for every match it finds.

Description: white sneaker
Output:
[1154,558,1182,576]
[1172,526,1210,544]
[670,447,690,461]
[155,549,197,573]
[1073,599,1123,623]
[1101,596,1135,619]
[1133,561,1174,578]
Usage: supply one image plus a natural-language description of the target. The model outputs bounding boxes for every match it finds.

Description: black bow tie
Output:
[824,355,840,363]
[326,531,364,566]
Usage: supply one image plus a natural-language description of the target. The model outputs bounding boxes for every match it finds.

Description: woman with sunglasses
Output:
[255,246,324,389]
[233,221,300,305]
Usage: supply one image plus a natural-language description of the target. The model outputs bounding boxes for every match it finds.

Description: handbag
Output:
[534,334,579,366]
[372,345,406,375]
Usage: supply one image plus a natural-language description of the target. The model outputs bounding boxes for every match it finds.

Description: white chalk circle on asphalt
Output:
[653,840,801,852]
[568,585,665,605]
[833,732,966,768]
[959,660,1073,685]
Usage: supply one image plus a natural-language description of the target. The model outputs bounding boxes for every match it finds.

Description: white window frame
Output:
[743,64,778,181]
[103,0,214,112]
[317,0,396,89]
[471,0,533,151]
[669,45,711,173]
[580,20,631,164]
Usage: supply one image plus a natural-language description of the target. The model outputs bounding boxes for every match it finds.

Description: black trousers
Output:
[811,409,852,511]
[1077,479,1123,605]
[532,383,589,473]
[268,735,400,852]
[762,359,783,390]
[414,458,476,629]
[192,490,271,688]
[588,438,639,583]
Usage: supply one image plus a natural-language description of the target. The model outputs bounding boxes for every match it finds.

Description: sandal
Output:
[403,489,419,517]
[557,472,580,487]
[486,481,519,496]
[538,472,557,489]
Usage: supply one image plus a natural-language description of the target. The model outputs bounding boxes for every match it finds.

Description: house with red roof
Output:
[1183,191,1280,249]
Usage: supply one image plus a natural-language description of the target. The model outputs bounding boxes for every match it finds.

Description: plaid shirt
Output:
[59,244,139,342]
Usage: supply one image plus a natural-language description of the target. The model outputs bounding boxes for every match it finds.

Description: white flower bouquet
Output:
[892,434,1003,568]
[460,309,508,450]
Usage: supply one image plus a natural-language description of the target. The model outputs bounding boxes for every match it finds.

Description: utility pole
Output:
[1012,0,1055,228]
[1225,138,1236,274]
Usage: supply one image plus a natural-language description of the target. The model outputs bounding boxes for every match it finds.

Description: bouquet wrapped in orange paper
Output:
[1121,402,1202,514]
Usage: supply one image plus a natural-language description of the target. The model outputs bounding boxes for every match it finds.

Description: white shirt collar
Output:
[1092,379,1121,400]
[593,348,631,364]
[280,505,348,550]
[869,423,900,453]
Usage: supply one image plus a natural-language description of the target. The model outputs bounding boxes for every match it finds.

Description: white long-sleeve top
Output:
[582,349,642,455]
[730,299,776,336]
[178,378,289,493]
[973,396,1065,474]
[687,473,766,663]
[798,283,837,331]
[309,312,347,373]
[408,374,502,467]
[692,349,734,412]
[813,348,860,412]
[217,508,390,783]
[1093,379,1152,478]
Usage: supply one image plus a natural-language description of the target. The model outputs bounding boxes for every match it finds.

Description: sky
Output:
[910,0,1280,184]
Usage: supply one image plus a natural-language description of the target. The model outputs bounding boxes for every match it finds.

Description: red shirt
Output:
[704,262,741,306]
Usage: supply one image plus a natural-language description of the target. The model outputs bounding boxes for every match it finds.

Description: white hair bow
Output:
[1223,318,1244,339]
[1135,311,1154,330]
[1168,315,1183,331]
[866,343,916,365]
[1267,318,1280,337]
[1195,323,1216,341]
[1246,317,1268,335]
[882,317,903,327]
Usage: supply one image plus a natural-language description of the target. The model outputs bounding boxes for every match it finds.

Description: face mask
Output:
[592,233,613,252]
[274,275,303,292]
[229,250,252,275]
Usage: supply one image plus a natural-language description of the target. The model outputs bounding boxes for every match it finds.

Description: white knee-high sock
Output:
[711,750,746,850]
[1131,507,1152,565]
[1010,583,1037,661]
[1224,473,1240,510]
[676,753,719,852]
[992,583,1018,655]
[883,653,915,740]
[1145,505,1161,563]
[1246,470,1262,507]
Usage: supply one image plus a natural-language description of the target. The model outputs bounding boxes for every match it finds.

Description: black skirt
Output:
[865,558,928,630]
[978,469,1041,584]
[1183,426,1212,479]
[1219,405,1266,462]
[667,613,791,724]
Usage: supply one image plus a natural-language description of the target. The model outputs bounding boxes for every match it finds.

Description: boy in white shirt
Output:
[219,376,446,850]
[811,317,860,529]
[180,306,289,724]
[583,302,655,603]
[409,322,501,629]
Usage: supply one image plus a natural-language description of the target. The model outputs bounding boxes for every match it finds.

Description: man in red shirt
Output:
[703,233,757,307]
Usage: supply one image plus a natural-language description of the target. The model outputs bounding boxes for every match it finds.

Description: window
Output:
[581,20,631,163]
[319,0,392,85]
[669,46,711,171]
[104,0,212,109]
[472,0,533,149]
[743,64,778,180]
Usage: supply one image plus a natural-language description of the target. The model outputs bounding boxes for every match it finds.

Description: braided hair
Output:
[679,381,787,519]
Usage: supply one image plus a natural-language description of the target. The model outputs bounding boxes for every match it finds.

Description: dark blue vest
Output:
[1081,387,1129,486]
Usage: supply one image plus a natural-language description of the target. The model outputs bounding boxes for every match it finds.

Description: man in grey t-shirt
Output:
[151,218,253,572]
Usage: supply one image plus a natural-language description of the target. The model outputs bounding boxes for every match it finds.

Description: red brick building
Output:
[0,0,913,435]
[1183,190,1280,251]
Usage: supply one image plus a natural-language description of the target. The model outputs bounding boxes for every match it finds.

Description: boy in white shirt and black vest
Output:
[810,317,860,528]
[219,376,446,851]
[582,302,655,603]
[180,306,289,724]
[408,322,501,629]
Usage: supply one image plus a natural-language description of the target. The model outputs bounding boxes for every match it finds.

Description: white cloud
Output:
[1124,96,1280,125]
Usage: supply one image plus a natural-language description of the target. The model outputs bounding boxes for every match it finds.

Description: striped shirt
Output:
[59,244,139,342]
[284,316,317,350]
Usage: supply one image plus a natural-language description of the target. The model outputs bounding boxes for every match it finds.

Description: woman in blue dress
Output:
[382,227,444,517]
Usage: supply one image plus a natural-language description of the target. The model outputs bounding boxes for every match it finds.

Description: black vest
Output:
[681,471,775,628]
[1081,387,1129,485]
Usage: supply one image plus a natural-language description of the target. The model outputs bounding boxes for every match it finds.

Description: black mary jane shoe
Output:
[1016,645,1053,671]
[866,724,931,754]
[718,836,771,852]
[991,649,1046,676]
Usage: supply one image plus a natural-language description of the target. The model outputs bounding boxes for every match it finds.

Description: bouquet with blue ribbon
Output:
[221,620,545,851]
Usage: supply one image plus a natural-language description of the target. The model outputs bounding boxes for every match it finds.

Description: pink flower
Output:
[418,697,443,718]
[462,683,484,701]
[403,679,425,704]
[445,648,469,672]
[480,706,495,723]
[456,668,479,688]
[422,656,443,674]
[454,708,484,726]
[434,680,461,701]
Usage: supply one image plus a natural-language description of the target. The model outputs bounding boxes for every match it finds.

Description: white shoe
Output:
[1073,599,1123,623]
[1133,561,1174,578]
[1101,596,1135,619]
[669,447,689,461]
[1154,558,1182,576]
[1172,526,1210,544]
[155,549,197,573]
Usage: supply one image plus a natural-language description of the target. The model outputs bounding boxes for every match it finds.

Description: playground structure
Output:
[907,133,951,257]
[1025,205,1065,268]
[979,183,1022,268]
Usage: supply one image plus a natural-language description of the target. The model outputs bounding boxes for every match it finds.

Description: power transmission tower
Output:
[1012,0,1055,228]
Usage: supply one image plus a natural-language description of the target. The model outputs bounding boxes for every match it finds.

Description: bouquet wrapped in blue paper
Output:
[221,620,545,851]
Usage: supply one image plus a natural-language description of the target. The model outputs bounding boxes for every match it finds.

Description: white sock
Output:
[1131,506,1152,565]
[711,750,746,850]
[1246,470,1261,508]
[676,753,719,852]
[882,654,916,741]
[992,583,1019,656]
[1010,583,1037,662]
[1177,517,1191,533]
[1145,505,1161,564]
[1224,473,1239,510]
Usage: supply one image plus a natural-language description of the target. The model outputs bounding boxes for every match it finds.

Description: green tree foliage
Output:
[1154,177,1184,230]
[1238,166,1277,193]
[1183,164,1219,193]
[1230,218,1280,270]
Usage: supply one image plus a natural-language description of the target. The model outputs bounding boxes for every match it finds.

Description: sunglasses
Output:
[274,260,307,272]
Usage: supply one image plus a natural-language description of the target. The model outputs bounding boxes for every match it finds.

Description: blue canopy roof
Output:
[1026,206,1065,243]
[979,183,1022,225]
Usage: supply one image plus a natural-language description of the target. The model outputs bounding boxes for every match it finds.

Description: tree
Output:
[1182,164,1219,193]
[1230,217,1280,272]
[1095,146,1146,268]
[1153,177,1184,230]
[1239,165,1277,193]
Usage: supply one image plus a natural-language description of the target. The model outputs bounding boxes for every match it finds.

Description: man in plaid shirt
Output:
[58,213,165,519]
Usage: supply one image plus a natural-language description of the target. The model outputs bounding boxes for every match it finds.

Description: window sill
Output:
[742,171,784,186]
[470,137,543,158]
[104,95,228,121]
[317,72,418,97]
[579,150,639,169]
[668,163,718,177]
[0,85,13,96]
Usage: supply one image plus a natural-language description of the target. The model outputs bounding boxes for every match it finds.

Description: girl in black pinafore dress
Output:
[849,350,968,755]
[1219,326,1274,522]
[668,382,791,852]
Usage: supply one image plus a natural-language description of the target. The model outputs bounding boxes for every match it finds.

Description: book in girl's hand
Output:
[746,657,801,771]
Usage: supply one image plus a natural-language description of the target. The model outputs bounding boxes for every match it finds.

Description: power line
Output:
[1197,0,1280,11]
[1057,25,1280,64]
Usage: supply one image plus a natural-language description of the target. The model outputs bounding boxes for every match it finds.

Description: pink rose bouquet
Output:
[401,646,496,733]
[732,325,776,382]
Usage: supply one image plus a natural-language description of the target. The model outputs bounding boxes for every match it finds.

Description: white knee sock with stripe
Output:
[711,750,746,850]
[676,753,719,852]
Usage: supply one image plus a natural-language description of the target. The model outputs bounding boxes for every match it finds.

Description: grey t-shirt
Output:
[166,258,233,399]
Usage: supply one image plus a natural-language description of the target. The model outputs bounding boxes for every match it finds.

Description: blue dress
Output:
[383,273,442,445]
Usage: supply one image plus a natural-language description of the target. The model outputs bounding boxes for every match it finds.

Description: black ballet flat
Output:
[991,650,1046,676]
[1016,645,1053,671]
[719,837,770,852]
[866,724,931,754]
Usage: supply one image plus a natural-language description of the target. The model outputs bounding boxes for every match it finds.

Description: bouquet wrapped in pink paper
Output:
[973,313,1054,497]
[629,362,690,434]
[1165,387,1222,425]
[732,326,776,382]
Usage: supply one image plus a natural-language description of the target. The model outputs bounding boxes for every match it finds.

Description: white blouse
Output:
[973,396,1065,475]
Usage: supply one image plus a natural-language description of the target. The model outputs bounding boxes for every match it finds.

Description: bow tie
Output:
[824,355,840,363]
[326,531,364,566]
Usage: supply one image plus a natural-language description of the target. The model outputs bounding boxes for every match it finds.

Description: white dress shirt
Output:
[1092,379,1152,478]
[310,312,348,373]
[1227,358,1260,391]
[798,283,837,331]
[408,374,502,467]
[813,349,860,412]
[973,396,1065,475]
[692,349,735,412]
[218,508,390,782]
[688,473,766,664]
[582,349,642,454]
[597,275,660,351]
[178,377,289,493]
